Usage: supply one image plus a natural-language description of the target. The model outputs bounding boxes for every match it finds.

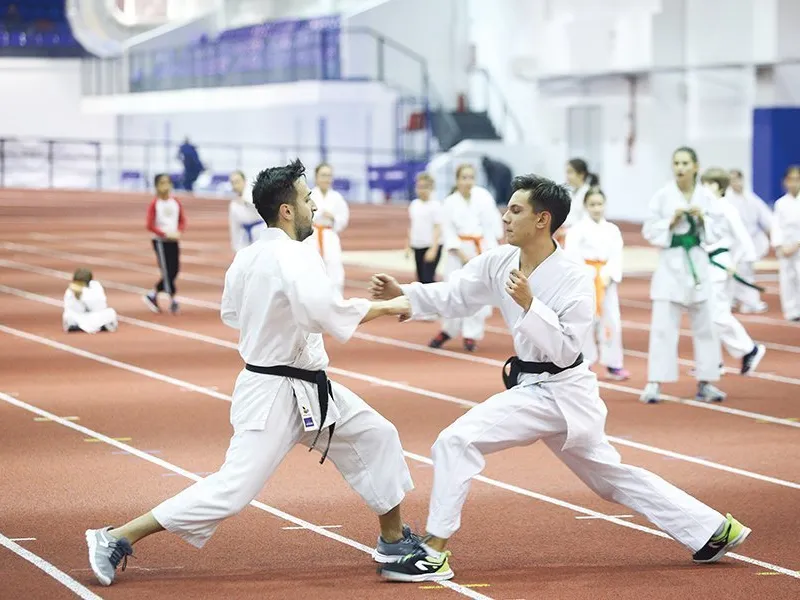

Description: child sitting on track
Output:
[62,268,118,334]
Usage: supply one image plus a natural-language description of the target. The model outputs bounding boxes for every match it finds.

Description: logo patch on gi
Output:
[303,416,315,428]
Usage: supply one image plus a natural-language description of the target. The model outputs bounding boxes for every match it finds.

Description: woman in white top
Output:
[406,172,443,284]
[564,187,630,380]
[556,158,599,247]
[228,170,265,252]
[640,147,726,404]
[771,165,800,321]
[305,163,350,295]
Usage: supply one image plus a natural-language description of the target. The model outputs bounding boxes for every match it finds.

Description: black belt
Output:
[245,364,335,464]
[502,354,584,389]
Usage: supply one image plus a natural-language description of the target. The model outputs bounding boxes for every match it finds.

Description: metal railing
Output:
[0,136,412,202]
[468,67,525,144]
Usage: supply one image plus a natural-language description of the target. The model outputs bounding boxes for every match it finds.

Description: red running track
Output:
[1,189,799,600]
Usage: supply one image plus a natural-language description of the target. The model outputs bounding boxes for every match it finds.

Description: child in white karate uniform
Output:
[62,268,118,334]
[699,168,766,376]
[564,187,630,380]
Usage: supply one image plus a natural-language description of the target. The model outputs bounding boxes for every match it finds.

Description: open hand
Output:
[506,269,533,311]
[370,273,403,300]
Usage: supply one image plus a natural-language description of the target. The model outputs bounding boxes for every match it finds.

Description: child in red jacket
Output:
[144,174,186,314]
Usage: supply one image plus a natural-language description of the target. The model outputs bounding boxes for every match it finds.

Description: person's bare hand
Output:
[506,269,533,311]
[369,273,403,300]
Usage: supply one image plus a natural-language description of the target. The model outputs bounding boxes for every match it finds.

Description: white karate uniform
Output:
[771,193,800,320]
[439,186,502,341]
[642,182,724,383]
[62,281,118,334]
[305,187,350,294]
[228,186,266,252]
[703,197,757,359]
[400,245,725,551]
[151,228,413,548]
[564,217,625,369]
[725,189,772,311]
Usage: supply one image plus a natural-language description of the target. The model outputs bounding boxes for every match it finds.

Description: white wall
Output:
[343,0,470,105]
[476,0,800,222]
[0,59,116,140]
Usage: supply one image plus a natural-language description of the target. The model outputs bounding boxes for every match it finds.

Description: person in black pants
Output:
[406,172,443,283]
[143,173,186,315]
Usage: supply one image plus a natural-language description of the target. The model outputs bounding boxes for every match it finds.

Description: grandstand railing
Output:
[0,136,427,203]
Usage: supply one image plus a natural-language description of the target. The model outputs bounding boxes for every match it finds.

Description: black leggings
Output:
[413,245,442,284]
[152,239,180,295]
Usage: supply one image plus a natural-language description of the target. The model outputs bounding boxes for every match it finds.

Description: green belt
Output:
[707,248,766,292]
[670,225,702,287]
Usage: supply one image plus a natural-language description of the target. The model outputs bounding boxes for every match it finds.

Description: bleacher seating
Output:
[0,0,83,56]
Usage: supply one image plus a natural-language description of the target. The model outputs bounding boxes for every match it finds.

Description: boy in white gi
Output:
[228,170,265,252]
[429,164,502,352]
[371,173,750,582]
[85,159,419,586]
[62,268,118,334]
[699,168,766,375]
[771,165,800,322]
[305,162,350,294]
[640,147,727,404]
[725,170,772,313]
[564,186,630,380]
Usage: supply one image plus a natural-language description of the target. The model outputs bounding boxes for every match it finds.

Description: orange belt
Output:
[585,259,607,317]
[459,234,483,255]
[314,224,332,257]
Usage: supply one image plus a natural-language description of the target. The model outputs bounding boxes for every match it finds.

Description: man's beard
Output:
[295,222,313,242]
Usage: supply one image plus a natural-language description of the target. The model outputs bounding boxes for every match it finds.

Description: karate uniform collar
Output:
[260,227,291,242]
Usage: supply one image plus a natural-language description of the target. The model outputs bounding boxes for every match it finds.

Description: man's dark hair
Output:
[511,174,572,233]
[252,159,306,226]
[154,173,171,187]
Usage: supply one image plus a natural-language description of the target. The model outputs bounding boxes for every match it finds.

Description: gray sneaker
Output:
[696,382,726,403]
[85,527,133,586]
[372,525,421,563]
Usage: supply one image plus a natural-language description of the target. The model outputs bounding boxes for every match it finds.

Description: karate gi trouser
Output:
[440,250,489,340]
[778,252,800,320]
[152,381,414,548]
[583,283,624,369]
[62,308,118,334]
[425,383,724,552]
[711,278,754,359]
[647,300,721,383]
[732,261,763,311]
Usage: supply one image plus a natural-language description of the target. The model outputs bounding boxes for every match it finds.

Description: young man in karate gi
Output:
[85,159,419,587]
[640,147,727,404]
[62,267,118,334]
[371,174,750,582]
[429,164,503,352]
[725,169,772,313]
[228,170,266,252]
[699,168,766,375]
[305,162,350,295]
